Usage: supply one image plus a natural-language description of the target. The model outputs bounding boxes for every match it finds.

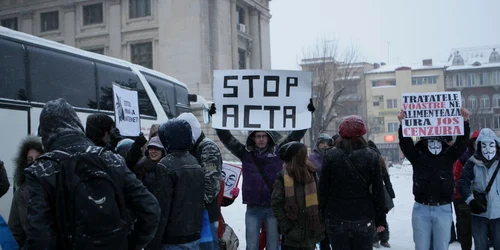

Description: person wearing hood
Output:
[271,142,325,250]
[156,118,206,249]
[178,112,223,250]
[309,133,333,177]
[319,115,387,250]
[24,98,160,250]
[368,140,395,248]
[397,108,470,250]
[458,128,500,250]
[210,101,314,250]
[452,130,480,250]
[135,136,166,188]
[8,136,43,247]
[85,113,122,151]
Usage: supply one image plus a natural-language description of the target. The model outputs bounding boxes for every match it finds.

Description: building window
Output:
[388,122,398,132]
[373,95,383,107]
[467,96,477,110]
[372,79,396,87]
[131,42,153,69]
[85,47,104,55]
[493,94,500,107]
[480,117,489,128]
[83,3,103,26]
[494,71,500,85]
[411,76,438,85]
[467,73,476,86]
[130,0,151,19]
[237,6,245,25]
[480,95,490,109]
[1,17,18,30]
[41,11,59,32]
[456,74,464,87]
[238,48,246,69]
[386,99,397,109]
[494,116,500,129]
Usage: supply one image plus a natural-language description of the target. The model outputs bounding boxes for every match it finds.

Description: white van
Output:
[0,26,210,219]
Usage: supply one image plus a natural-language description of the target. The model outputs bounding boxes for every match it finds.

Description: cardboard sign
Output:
[401,91,463,137]
[113,83,141,136]
[212,70,312,131]
[222,163,242,199]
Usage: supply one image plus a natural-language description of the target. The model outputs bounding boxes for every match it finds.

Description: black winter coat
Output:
[398,122,470,204]
[319,140,387,228]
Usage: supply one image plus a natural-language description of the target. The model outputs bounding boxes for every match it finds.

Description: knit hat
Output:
[147,136,164,150]
[338,115,366,138]
[115,138,134,156]
[279,141,305,162]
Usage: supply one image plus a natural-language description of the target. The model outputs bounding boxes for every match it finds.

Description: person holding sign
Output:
[210,103,313,250]
[458,128,500,250]
[397,107,470,250]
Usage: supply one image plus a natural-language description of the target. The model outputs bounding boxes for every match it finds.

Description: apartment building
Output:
[364,60,446,162]
[445,46,500,135]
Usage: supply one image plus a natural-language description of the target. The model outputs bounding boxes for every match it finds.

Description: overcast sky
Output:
[269,0,500,70]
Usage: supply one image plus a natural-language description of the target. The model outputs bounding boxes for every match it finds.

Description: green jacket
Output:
[271,171,324,248]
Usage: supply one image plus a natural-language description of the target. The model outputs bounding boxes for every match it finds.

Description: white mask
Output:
[481,141,497,161]
[428,139,442,155]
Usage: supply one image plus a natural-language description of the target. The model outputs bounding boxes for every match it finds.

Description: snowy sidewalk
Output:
[221,165,464,249]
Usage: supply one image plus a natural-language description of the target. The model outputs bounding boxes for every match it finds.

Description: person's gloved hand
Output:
[209,103,216,116]
[469,199,487,214]
[133,133,148,148]
[307,98,315,113]
[109,128,123,148]
[230,187,240,198]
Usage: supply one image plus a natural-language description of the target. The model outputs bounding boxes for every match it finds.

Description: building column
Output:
[249,8,261,69]
[108,0,121,58]
[63,4,76,46]
[20,11,33,35]
[230,0,238,69]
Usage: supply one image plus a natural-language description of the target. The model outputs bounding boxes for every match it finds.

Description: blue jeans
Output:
[471,216,500,250]
[245,205,279,250]
[211,221,219,249]
[412,202,452,250]
[161,240,200,250]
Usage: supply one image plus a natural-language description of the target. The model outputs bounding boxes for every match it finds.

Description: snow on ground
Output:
[221,164,464,249]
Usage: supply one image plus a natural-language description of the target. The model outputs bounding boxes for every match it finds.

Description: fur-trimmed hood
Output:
[14,135,43,188]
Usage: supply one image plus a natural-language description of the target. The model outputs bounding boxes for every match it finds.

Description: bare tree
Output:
[300,38,359,146]
[365,115,382,142]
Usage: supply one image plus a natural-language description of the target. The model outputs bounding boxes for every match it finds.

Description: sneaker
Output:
[373,242,380,248]
[380,241,391,248]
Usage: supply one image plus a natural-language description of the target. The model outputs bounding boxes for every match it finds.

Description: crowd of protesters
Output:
[0,97,498,250]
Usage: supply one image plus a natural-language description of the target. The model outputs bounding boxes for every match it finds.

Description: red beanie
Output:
[339,115,367,138]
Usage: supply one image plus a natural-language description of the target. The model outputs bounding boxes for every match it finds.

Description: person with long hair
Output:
[271,142,325,250]
[319,115,387,250]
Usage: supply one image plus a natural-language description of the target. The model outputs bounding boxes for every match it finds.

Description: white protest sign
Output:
[113,83,141,136]
[401,91,463,137]
[222,163,242,199]
[212,70,312,131]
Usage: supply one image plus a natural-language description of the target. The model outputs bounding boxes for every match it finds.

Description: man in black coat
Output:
[397,108,470,250]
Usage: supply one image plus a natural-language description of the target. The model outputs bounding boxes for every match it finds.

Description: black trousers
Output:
[327,219,374,250]
[454,199,472,250]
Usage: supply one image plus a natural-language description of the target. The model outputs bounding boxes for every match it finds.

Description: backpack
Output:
[39,146,128,250]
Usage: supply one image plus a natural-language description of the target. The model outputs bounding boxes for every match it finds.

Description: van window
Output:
[96,62,156,117]
[0,38,27,101]
[142,72,177,118]
[174,85,190,114]
[28,45,96,108]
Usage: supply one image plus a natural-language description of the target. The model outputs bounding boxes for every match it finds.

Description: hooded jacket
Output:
[398,122,470,205]
[8,136,43,247]
[178,112,223,222]
[458,128,500,219]
[157,119,205,245]
[216,129,307,206]
[453,130,480,200]
[24,98,160,250]
[308,133,333,176]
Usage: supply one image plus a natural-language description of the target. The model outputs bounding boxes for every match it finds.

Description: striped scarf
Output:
[284,170,324,232]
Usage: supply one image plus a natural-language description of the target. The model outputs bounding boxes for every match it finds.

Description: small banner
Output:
[222,163,242,199]
[113,82,141,136]
[212,70,312,131]
[401,91,463,137]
